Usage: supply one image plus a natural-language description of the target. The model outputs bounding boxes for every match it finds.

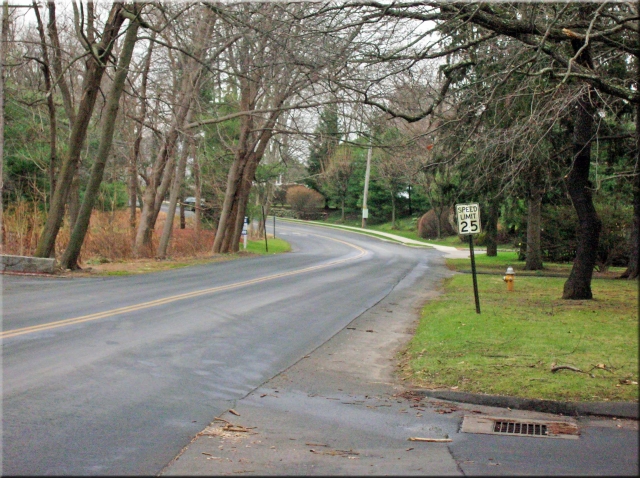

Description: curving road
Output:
[1,220,441,475]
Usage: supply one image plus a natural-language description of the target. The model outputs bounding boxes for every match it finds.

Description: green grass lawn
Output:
[401,271,639,402]
[244,237,291,255]
[447,250,626,278]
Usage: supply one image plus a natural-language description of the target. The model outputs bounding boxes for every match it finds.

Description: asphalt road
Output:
[1,221,439,475]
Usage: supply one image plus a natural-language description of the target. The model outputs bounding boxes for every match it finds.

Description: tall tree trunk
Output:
[129,32,154,236]
[193,148,201,233]
[213,75,256,254]
[157,125,192,259]
[561,17,602,299]
[33,1,57,199]
[60,18,140,270]
[213,155,244,253]
[483,199,499,256]
[179,198,186,229]
[562,89,601,299]
[35,4,125,258]
[222,154,261,253]
[47,1,76,127]
[134,100,191,255]
[67,171,80,231]
[525,191,543,270]
[390,194,396,228]
[134,53,205,256]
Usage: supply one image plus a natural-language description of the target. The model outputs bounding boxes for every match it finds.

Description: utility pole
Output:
[361,134,372,228]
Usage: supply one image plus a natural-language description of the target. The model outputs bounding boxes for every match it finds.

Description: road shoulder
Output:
[162,253,464,475]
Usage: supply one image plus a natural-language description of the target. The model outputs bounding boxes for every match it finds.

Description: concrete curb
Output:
[413,389,639,419]
[1,254,56,274]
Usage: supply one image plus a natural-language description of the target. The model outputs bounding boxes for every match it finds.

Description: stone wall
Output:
[1,255,56,274]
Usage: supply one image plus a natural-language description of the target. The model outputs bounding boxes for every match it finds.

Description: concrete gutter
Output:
[1,255,56,274]
[277,217,474,259]
[413,389,639,419]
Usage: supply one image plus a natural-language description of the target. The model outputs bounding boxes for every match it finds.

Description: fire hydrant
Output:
[503,266,515,292]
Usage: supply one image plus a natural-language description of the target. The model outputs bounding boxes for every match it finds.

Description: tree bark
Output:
[67,171,80,232]
[525,191,543,270]
[129,32,154,236]
[390,193,396,228]
[485,199,499,257]
[33,1,57,199]
[35,3,125,258]
[133,22,209,256]
[193,147,201,233]
[60,18,140,270]
[156,116,193,258]
[134,91,194,255]
[562,89,601,299]
[47,2,76,127]
[179,198,186,230]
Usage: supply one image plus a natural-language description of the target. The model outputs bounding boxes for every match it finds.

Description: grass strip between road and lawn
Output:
[79,238,291,276]
[401,254,639,402]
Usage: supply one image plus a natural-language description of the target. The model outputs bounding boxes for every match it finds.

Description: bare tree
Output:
[35,2,126,259]
[206,2,362,253]
[352,1,639,296]
[133,4,216,256]
[60,6,145,270]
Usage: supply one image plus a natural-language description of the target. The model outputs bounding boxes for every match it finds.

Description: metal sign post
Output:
[456,203,482,314]
[262,205,268,253]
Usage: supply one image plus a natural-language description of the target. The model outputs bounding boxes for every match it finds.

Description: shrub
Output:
[520,202,632,268]
[595,202,633,271]
[417,208,455,239]
[286,185,324,219]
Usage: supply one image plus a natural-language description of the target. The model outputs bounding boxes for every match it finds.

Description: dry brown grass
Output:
[1,200,47,256]
[2,202,216,264]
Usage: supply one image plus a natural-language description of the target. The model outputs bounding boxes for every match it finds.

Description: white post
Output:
[242,216,248,250]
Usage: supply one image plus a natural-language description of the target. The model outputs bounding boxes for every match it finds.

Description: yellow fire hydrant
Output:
[503,266,515,291]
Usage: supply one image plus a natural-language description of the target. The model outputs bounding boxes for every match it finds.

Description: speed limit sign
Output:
[456,203,481,235]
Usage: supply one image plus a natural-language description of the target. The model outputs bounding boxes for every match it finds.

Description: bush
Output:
[417,208,455,239]
[286,185,325,219]
[595,202,633,270]
[271,207,297,219]
[521,202,632,268]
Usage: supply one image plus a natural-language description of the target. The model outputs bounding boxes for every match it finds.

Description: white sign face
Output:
[456,203,481,235]
[362,208,369,219]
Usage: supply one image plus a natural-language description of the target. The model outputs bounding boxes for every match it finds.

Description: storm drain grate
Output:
[493,421,547,436]
[462,415,579,439]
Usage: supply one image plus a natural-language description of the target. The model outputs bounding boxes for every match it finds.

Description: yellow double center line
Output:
[1,234,367,340]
